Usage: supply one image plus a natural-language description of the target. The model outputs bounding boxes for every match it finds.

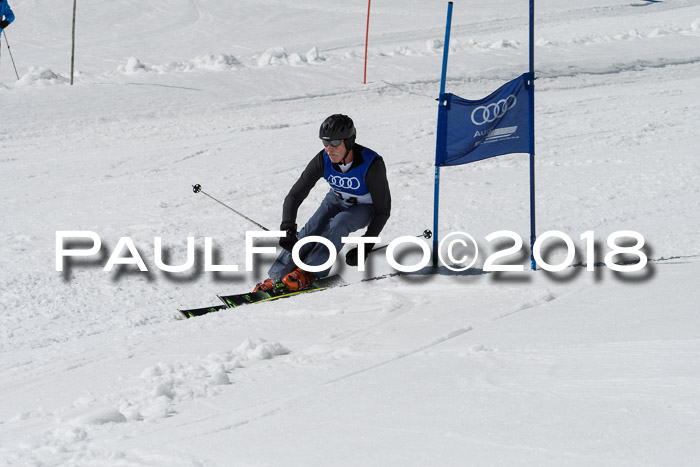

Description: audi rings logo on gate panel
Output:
[471,94,518,125]
[328,175,361,190]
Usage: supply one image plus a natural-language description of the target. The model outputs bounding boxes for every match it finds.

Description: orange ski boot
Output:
[281,267,316,291]
[253,278,277,293]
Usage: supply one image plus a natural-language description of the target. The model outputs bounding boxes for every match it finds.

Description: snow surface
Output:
[2,0,700,465]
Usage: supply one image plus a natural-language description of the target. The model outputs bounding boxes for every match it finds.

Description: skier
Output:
[255,114,391,292]
[0,0,14,35]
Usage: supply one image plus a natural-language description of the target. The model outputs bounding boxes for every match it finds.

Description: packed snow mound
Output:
[117,56,151,74]
[16,67,69,85]
[184,53,241,71]
[118,338,289,423]
[426,38,444,54]
[254,46,327,67]
[117,54,241,74]
[256,47,292,67]
[114,47,326,75]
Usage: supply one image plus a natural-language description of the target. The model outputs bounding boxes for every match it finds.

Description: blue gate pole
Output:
[528,0,537,271]
[433,1,454,268]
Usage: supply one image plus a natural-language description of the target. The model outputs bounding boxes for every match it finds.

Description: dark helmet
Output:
[319,114,356,149]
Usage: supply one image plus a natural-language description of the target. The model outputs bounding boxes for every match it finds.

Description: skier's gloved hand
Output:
[0,21,9,30]
[345,241,374,267]
[279,221,298,252]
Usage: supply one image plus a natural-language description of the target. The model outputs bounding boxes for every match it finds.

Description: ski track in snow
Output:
[1,276,563,464]
[175,282,560,435]
[1,337,290,466]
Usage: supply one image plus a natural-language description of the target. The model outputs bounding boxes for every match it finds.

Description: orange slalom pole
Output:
[363,0,371,84]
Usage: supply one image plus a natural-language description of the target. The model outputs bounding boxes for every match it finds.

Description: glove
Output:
[279,221,298,252]
[0,21,9,30]
[345,241,374,267]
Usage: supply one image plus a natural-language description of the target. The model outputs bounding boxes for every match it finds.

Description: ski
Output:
[178,304,228,319]
[178,274,345,319]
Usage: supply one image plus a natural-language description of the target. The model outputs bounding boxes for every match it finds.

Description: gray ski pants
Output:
[268,190,374,281]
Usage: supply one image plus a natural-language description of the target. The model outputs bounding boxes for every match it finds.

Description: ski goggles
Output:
[321,138,343,148]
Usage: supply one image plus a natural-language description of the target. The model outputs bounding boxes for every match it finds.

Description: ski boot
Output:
[281,267,316,291]
[253,278,276,293]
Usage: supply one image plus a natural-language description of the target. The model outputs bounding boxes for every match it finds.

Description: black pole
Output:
[71,0,77,85]
[3,31,19,80]
[192,184,270,231]
[370,230,432,254]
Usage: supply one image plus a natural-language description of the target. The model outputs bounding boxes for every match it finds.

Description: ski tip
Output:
[176,304,227,319]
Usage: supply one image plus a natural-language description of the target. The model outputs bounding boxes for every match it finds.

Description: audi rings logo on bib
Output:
[471,94,517,125]
[328,175,361,190]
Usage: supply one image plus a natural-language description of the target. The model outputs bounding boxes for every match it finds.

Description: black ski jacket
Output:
[282,144,391,237]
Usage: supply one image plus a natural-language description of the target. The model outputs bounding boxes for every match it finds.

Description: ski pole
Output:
[192,184,270,231]
[2,31,20,80]
[370,229,432,254]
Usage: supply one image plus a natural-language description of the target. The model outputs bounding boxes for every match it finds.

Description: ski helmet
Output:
[319,114,356,149]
